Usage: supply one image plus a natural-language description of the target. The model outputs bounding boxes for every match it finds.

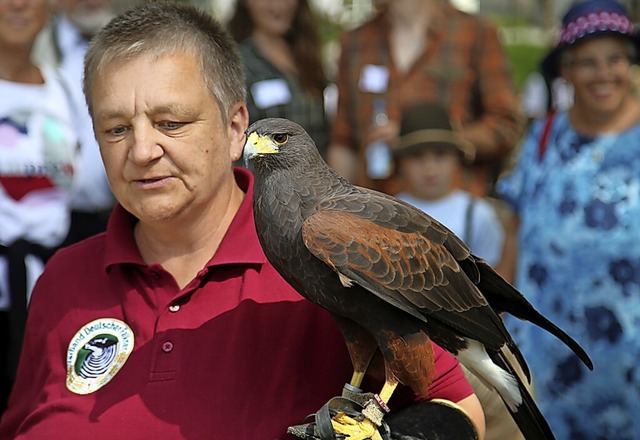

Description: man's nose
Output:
[128,124,163,165]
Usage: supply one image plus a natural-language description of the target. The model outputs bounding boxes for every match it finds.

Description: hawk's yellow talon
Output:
[331,412,384,440]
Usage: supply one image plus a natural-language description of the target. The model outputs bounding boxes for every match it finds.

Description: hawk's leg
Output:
[334,315,378,391]
[378,380,398,404]
[288,317,400,439]
[329,378,398,440]
[349,370,366,389]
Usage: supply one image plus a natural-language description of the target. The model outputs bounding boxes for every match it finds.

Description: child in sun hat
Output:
[393,101,504,267]
[393,102,530,440]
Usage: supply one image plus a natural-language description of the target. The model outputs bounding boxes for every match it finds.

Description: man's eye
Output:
[107,126,128,136]
[159,121,184,130]
[273,133,289,144]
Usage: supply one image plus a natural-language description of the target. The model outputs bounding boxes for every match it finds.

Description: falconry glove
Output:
[287,385,391,440]
[385,399,480,440]
[287,385,479,440]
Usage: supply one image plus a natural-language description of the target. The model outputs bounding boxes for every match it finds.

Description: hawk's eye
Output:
[273,133,289,145]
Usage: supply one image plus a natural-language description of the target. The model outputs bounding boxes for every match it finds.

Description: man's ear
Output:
[228,102,249,162]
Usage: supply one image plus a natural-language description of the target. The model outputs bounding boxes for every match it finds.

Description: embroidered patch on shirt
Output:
[66,318,134,395]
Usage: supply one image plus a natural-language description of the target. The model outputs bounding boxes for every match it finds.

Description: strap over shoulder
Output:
[537,110,557,161]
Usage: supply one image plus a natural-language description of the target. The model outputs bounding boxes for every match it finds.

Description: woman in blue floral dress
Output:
[497,1,640,438]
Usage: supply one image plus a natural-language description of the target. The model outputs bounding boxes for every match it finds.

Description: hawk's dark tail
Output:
[489,349,556,440]
[474,258,593,371]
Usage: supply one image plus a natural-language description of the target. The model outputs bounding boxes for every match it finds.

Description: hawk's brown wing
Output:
[301,203,509,350]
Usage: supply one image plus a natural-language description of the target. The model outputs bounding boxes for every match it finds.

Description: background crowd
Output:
[1,0,639,439]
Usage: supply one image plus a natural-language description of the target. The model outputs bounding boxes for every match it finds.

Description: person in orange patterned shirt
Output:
[328,0,524,197]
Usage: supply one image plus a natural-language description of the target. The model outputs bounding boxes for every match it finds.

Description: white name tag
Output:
[251,79,292,109]
[359,64,389,94]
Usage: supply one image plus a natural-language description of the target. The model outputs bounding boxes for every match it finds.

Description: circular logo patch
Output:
[66,318,134,395]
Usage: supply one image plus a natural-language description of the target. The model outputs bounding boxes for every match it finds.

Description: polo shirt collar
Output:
[103,167,267,271]
[210,168,267,266]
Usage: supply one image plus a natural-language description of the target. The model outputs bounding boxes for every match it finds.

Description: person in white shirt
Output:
[32,0,116,244]
[392,101,526,440]
[393,102,504,267]
[0,0,78,415]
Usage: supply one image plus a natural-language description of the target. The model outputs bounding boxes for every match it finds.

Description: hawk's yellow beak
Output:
[244,132,279,158]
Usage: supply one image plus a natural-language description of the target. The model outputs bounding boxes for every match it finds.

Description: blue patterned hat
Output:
[541,0,640,79]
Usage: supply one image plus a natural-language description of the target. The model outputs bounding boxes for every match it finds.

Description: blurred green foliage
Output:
[490,15,535,28]
[504,43,549,91]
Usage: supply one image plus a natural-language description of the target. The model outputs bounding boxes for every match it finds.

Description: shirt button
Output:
[162,341,174,353]
[169,304,180,313]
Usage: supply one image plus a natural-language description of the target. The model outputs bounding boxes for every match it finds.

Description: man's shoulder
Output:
[26,234,111,328]
[47,233,107,273]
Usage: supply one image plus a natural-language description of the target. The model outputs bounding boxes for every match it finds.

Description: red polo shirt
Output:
[0,168,472,439]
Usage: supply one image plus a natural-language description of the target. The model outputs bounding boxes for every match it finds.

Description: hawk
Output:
[243,118,592,439]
